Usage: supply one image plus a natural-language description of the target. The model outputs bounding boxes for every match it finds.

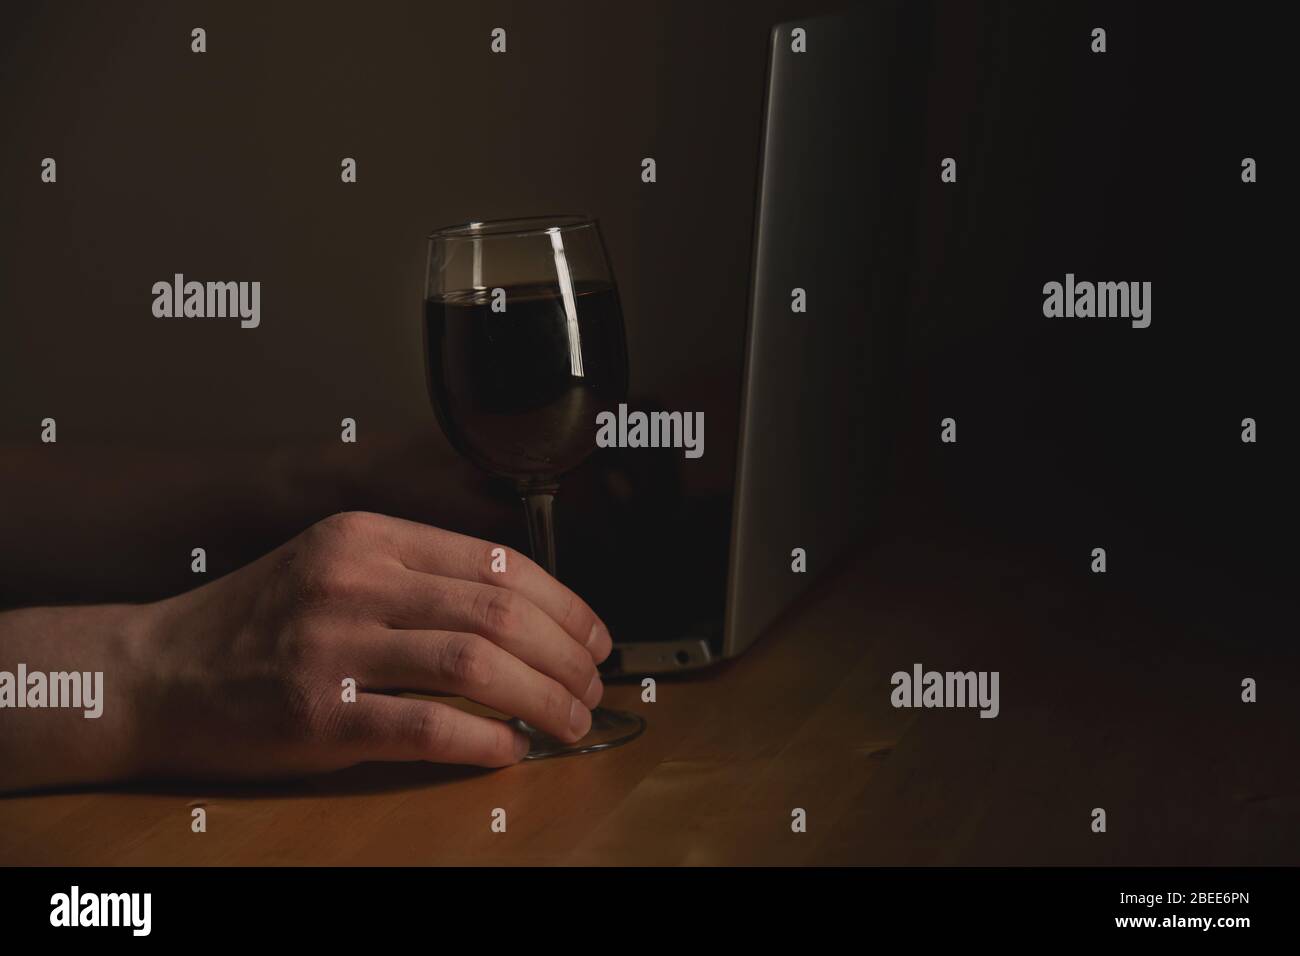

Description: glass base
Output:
[509,706,646,760]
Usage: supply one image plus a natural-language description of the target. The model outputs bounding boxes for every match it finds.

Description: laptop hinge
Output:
[603,639,716,676]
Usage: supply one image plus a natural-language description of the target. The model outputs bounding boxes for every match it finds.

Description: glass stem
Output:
[519,482,560,577]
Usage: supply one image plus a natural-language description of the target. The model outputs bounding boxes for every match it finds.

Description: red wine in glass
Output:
[423,216,645,758]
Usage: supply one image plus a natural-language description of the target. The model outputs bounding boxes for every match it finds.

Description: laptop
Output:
[593,6,920,676]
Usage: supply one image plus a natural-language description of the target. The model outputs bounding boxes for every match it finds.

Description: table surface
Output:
[1,523,1295,866]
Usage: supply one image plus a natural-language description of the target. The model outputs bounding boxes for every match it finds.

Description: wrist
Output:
[111,599,167,782]
[0,601,161,791]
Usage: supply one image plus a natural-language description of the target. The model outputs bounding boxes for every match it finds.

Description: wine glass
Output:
[422,215,645,758]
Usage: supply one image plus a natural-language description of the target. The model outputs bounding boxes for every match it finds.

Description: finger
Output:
[370,514,613,663]
[371,569,602,709]
[360,630,595,744]
[336,693,529,767]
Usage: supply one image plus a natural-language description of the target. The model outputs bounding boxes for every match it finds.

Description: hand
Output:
[131,511,612,780]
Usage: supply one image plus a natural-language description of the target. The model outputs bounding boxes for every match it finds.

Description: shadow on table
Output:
[1,760,495,801]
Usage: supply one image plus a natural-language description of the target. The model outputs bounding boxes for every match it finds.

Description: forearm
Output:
[0,602,156,793]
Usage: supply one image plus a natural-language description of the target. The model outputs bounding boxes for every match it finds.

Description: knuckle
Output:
[287,552,361,609]
[314,557,364,602]
[560,588,585,633]
[555,641,591,689]
[474,586,520,636]
[543,683,573,727]
[283,520,371,609]
[568,651,596,694]
[411,705,451,755]
[319,510,378,540]
[440,634,493,692]
[489,722,517,760]
[285,680,337,739]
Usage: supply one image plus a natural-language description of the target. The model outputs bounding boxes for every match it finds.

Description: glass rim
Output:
[428,215,597,241]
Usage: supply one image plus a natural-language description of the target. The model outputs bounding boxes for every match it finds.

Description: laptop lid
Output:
[721,5,925,659]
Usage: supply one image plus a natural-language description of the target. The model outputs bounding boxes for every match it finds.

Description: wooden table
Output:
[1,522,1295,866]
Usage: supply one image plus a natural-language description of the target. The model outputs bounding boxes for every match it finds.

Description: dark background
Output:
[2,0,824,611]
[0,1,1292,644]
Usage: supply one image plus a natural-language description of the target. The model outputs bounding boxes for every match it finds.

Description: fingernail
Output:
[584,671,603,706]
[569,697,592,741]
[513,731,530,761]
[586,621,609,650]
